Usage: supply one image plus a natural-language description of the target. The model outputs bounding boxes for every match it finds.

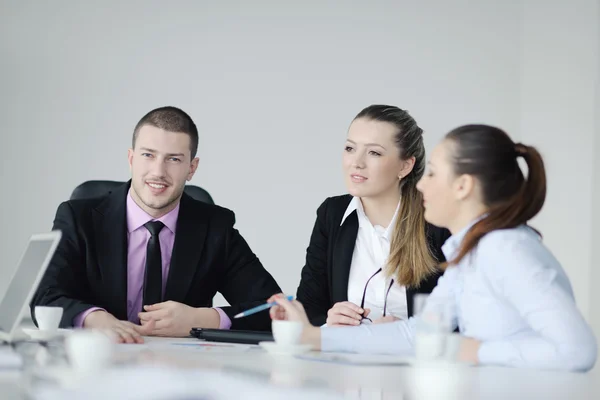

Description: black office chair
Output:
[70,180,215,204]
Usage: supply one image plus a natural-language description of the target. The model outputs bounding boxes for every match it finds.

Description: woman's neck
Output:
[447,204,489,235]
[360,191,401,228]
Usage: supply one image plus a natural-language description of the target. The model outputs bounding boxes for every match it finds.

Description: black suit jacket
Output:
[31,181,281,331]
[296,195,451,326]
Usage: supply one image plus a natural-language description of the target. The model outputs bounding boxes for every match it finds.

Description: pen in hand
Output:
[233,295,294,319]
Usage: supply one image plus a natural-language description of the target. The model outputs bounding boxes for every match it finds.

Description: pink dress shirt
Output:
[73,190,231,329]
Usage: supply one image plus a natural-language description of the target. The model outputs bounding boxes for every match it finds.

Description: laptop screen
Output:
[0,233,60,336]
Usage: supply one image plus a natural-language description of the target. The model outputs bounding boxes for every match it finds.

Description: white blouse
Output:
[343,197,407,321]
[322,221,597,371]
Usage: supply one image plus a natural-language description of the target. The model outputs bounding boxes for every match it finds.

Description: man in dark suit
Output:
[31,106,281,343]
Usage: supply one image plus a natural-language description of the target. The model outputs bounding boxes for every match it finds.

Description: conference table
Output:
[1,335,598,399]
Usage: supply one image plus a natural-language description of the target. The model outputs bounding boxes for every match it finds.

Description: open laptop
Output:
[0,231,62,343]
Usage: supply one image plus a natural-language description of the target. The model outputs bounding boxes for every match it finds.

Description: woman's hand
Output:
[326,302,370,326]
[457,337,481,364]
[268,294,310,326]
[372,315,400,324]
[267,293,321,350]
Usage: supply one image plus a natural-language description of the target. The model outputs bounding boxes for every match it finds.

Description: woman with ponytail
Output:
[296,105,450,327]
[273,124,597,372]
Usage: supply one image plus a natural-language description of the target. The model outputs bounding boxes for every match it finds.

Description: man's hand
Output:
[138,301,220,337]
[83,310,154,344]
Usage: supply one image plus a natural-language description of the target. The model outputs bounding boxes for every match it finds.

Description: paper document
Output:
[115,337,258,353]
[295,352,414,366]
[169,342,259,352]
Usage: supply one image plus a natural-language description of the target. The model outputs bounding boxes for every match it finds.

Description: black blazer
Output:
[31,181,281,331]
[296,195,451,326]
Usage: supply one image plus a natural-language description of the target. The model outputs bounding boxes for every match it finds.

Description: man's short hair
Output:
[132,106,199,159]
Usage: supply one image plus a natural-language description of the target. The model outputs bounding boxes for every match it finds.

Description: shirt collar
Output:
[126,189,180,234]
[340,196,400,240]
[441,214,487,261]
[340,196,362,226]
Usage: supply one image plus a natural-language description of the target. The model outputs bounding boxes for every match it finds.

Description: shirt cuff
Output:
[73,307,105,328]
[321,324,359,352]
[478,341,511,365]
[214,307,232,330]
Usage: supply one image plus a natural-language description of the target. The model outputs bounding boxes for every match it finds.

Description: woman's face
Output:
[343,118,413,200]
[417,139,462,229]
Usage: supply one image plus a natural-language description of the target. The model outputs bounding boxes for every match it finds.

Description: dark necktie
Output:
[143,221,165,307]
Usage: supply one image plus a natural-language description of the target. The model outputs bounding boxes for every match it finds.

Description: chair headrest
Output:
[70,180,214,205]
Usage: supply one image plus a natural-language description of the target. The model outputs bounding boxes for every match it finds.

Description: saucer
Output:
[259,341,312,355]
[22,328,69,341]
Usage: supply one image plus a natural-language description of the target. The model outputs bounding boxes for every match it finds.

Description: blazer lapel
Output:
[331,212,359,303]
[92,184,129,320]
[405,287,416,317]
[164,194,207,303]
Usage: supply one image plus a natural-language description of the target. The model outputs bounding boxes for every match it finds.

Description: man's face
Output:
[128,125,198,217]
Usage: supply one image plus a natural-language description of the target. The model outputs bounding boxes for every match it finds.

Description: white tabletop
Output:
[1,336,599,399]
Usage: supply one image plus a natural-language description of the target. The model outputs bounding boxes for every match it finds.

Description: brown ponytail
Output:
[443,127,547,266]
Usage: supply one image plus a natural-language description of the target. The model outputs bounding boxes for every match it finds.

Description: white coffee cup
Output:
[34,306,63,332]
[414,309,449,361]
[272,320,303,346]
[414,331,446,360]
[65,330,114,375]
[442,333,463,362]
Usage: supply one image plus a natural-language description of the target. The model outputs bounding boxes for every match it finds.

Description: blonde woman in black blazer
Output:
[296,105,450,327]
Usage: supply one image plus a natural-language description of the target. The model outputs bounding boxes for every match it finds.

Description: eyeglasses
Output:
[359,267,395,323]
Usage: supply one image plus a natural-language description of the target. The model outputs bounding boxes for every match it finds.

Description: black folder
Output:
[190,328,274,345]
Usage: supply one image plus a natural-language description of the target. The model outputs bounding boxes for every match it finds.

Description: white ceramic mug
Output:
[34,306,63,332]
[442,333,463,362]
[272,320,303,346]
[413,294,452,362]
[414,330,446,360]
[65,330,114,374]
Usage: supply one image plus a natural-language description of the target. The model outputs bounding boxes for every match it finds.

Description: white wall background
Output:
[520,0,600,322]
[1,0,598,353]
[591,0,600,345]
